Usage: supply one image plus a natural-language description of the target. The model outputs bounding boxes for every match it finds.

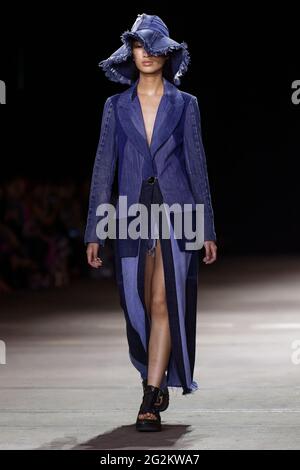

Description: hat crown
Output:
[131,13,170,37]
[99,13,190,86]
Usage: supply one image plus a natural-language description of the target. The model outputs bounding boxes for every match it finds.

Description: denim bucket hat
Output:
[99,13,190,86]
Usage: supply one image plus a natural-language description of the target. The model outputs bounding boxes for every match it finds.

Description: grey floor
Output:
[0,254,300,450]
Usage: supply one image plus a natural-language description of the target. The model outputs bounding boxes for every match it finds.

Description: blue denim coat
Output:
[84,77,217,255]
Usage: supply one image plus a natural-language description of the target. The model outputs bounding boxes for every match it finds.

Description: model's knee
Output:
[150,295,168,320]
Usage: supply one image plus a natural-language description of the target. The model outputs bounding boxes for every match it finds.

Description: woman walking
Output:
[85,13,217,432]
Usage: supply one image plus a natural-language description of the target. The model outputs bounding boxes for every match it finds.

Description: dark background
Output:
[0,4,299,292]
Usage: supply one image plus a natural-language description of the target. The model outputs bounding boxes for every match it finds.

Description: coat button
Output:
[147,176,156,184]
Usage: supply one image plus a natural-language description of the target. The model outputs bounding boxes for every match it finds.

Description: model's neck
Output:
[137,74,164,96]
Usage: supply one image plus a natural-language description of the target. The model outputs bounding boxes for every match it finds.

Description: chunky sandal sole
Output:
[136,420,162,432]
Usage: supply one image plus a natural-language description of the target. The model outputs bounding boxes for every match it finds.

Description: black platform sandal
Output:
[136,384,162,432]
[142,378,169,412]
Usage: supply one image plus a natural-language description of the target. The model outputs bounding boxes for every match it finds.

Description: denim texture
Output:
[84,77,217,250]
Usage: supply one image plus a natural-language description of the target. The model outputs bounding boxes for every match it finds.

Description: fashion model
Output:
[84,13,217,432]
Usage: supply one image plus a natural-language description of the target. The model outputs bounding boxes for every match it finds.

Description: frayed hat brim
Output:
[99,28,190,86]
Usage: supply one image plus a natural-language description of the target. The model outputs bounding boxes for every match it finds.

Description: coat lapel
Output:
[117,77,185,160]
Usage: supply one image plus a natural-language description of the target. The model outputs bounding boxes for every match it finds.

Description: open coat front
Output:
[84,77,217,394]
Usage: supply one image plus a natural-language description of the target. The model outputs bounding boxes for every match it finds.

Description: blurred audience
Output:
[0,177,114,294]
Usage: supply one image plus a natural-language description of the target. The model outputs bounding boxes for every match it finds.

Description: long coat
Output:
[84,76,216,256]
[84,77,217,395]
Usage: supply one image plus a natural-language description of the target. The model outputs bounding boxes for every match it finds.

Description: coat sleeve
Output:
[183,95,217,242]
[84,96,117,246]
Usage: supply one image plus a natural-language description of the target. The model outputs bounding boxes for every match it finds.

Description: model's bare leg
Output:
[139,240,171,420]
[147,240,171,386]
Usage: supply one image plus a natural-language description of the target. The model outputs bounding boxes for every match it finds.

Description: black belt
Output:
[146,176,157,184]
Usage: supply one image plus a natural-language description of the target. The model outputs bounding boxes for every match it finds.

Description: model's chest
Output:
[138,94,163,147]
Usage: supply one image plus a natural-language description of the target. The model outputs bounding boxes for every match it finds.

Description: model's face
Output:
[132,40,168,74]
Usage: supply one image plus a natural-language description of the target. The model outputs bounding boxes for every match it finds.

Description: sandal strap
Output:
[139,384,161,414]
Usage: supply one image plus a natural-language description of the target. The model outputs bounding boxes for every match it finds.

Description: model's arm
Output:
[184,95,217,243]
[84,96,117,265]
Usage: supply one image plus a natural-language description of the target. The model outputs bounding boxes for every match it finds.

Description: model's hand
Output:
[203,241,217,264]
[86,242,103,268]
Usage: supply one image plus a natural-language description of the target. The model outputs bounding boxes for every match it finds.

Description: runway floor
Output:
[0,254,299,450]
